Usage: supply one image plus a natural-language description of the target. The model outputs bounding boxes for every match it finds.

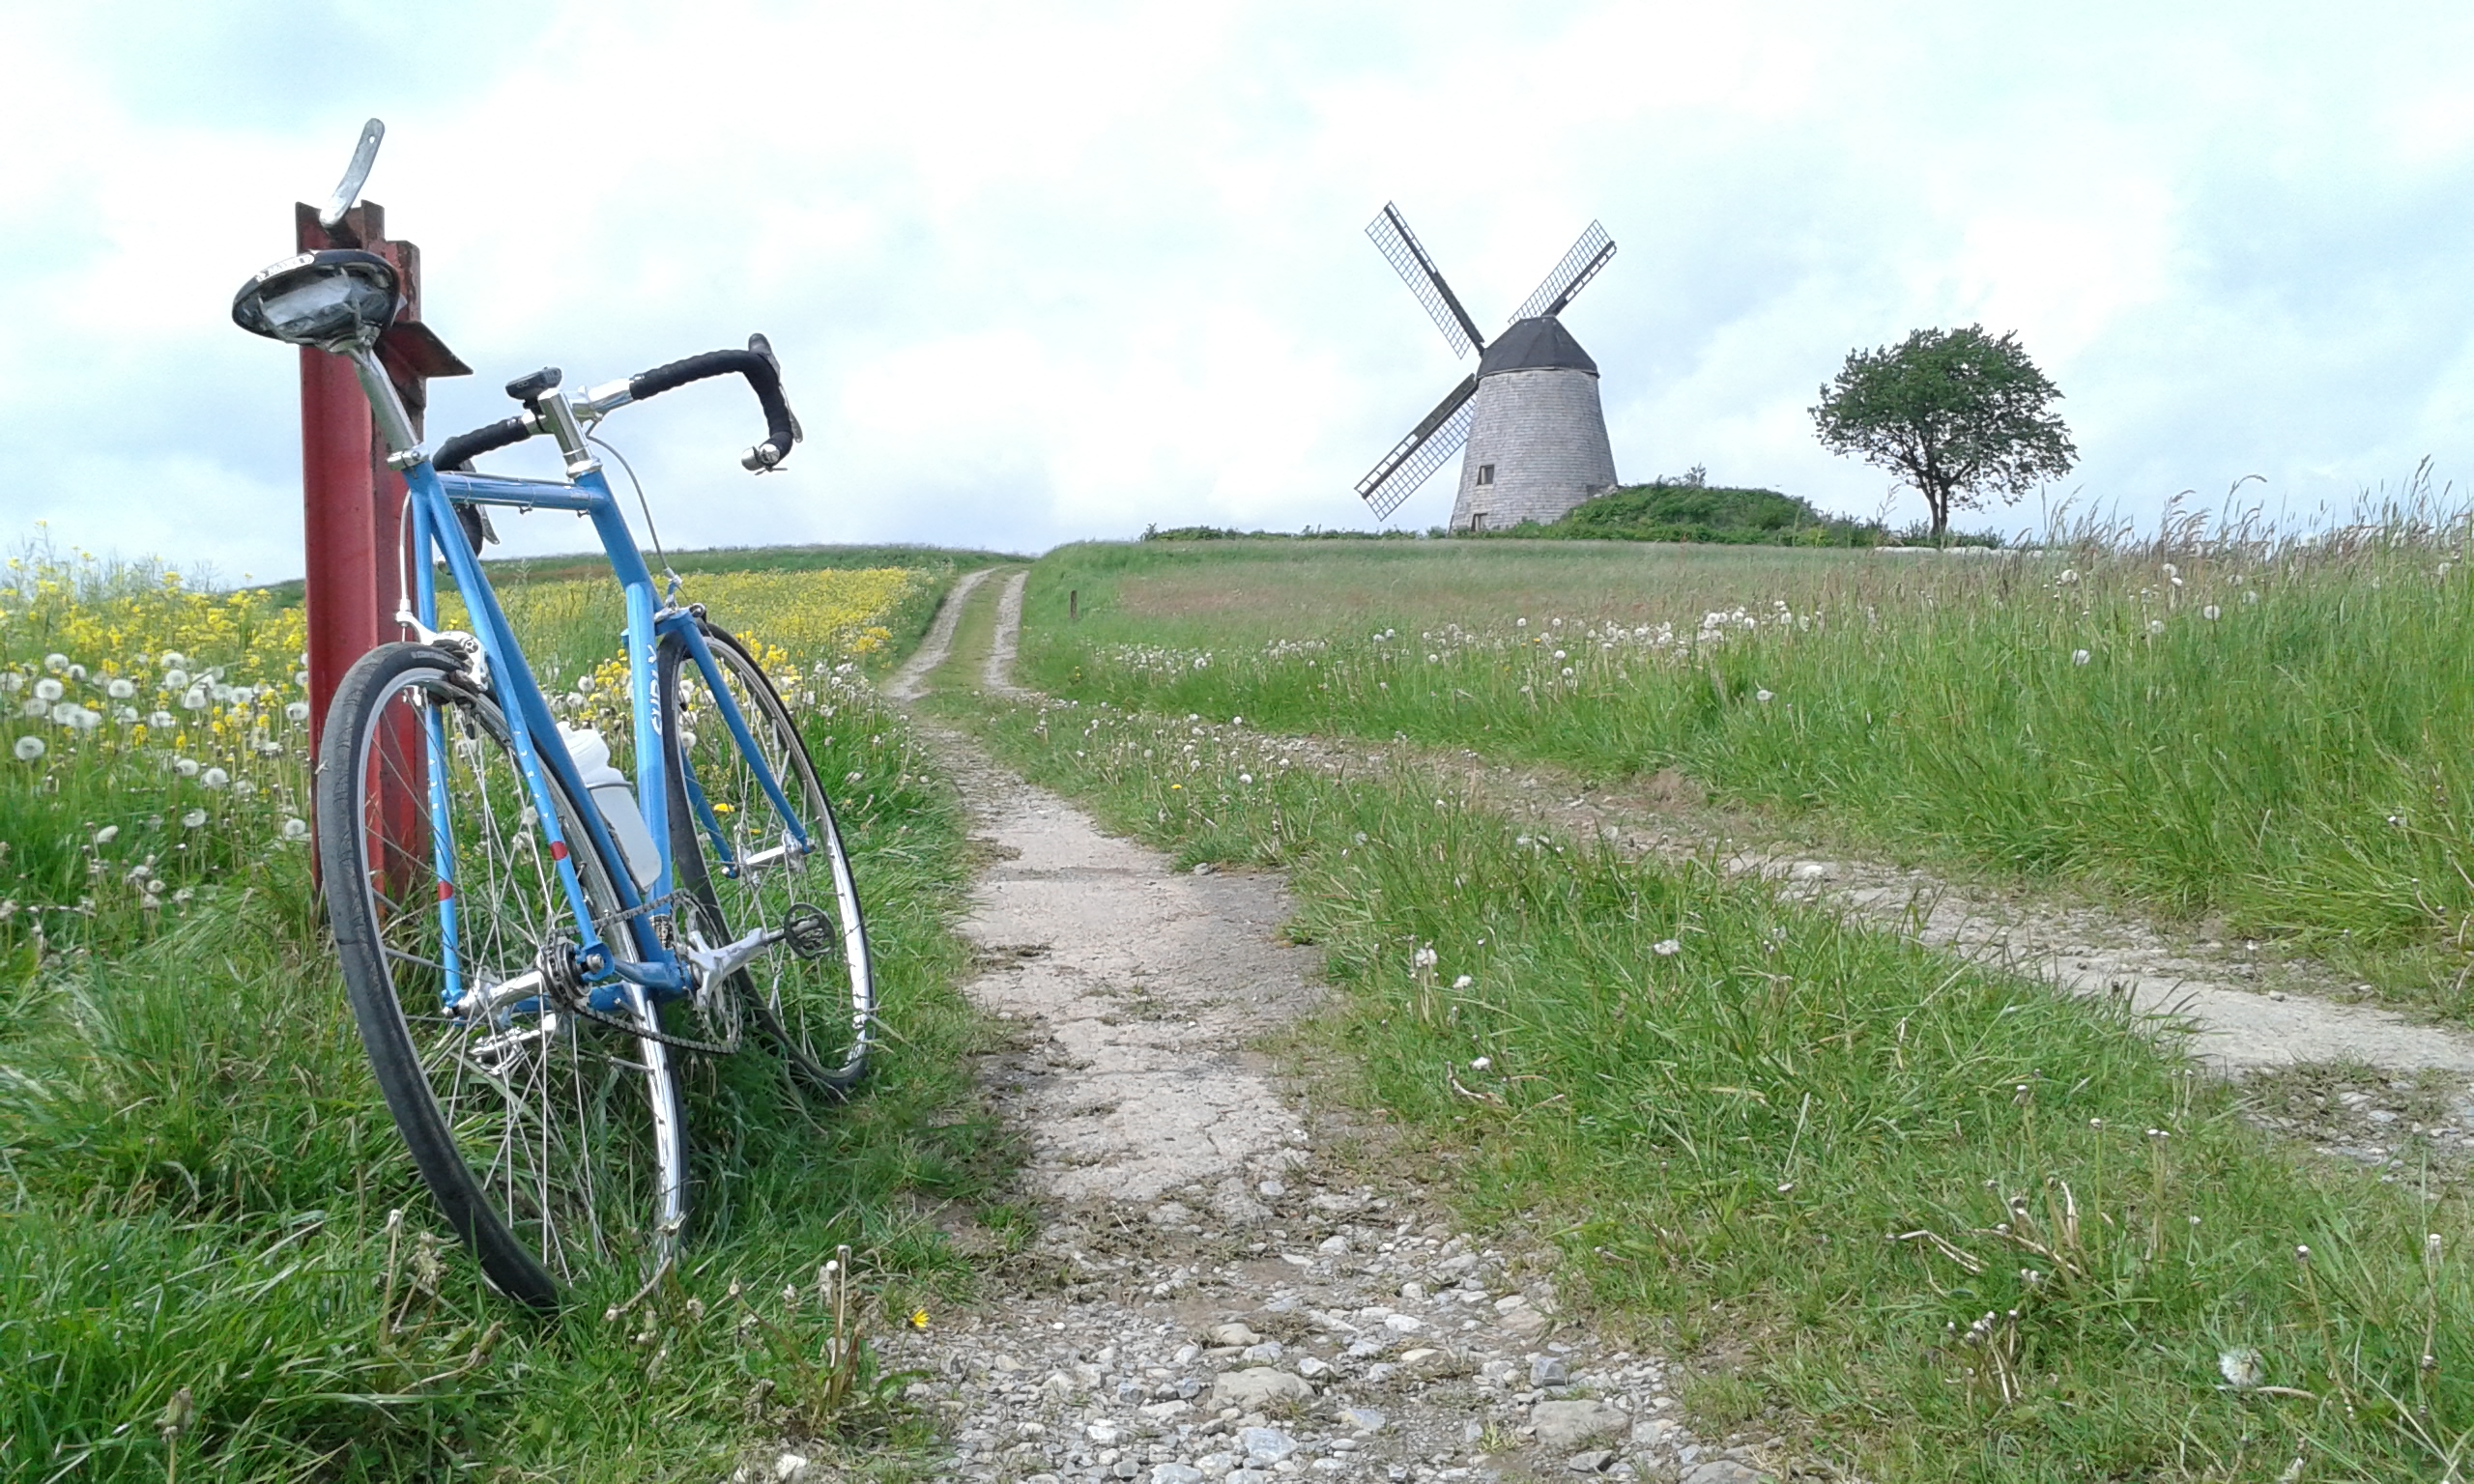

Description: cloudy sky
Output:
[4,2,2472,580]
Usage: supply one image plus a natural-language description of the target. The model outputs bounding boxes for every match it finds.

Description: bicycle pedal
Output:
[781,902,836,960]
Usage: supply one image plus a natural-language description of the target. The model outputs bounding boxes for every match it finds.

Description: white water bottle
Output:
[558,724,662,890]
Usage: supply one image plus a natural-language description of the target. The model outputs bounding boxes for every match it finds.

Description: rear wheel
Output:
[319,642,688,1308]
[658,621,875,1097]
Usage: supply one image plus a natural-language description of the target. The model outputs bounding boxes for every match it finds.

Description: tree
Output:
[1809,326,2076,541]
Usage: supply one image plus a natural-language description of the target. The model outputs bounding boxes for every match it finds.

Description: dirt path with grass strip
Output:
[971,585,2474,1181]
[864,575,1779,1484]
[887,567,997,703]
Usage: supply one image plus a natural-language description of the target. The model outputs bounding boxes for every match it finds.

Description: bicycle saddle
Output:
[231,248,401,351]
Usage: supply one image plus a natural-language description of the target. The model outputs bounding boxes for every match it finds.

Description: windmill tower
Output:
[1355,204,1620,531]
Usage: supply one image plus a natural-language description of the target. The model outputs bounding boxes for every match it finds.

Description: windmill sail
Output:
[1356,374,1479,520]
[1367,204,1486,358]
[1510,221,1615,324]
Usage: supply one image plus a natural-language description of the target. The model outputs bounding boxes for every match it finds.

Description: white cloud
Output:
[4,0,2474,576]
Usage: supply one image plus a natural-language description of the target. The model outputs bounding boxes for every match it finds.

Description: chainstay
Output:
[539,891,748,1056]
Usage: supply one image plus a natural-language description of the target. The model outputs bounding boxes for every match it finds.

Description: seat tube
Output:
[405,484,465,1007]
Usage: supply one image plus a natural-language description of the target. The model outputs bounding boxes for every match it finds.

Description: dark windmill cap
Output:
[1478,316,1597,377]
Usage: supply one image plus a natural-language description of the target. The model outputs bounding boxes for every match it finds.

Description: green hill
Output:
[1499,481,1887,546]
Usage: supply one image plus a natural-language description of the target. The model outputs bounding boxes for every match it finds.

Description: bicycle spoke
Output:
[323,650,686,1306]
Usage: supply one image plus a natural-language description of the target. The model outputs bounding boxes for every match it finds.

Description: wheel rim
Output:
[666,637,873,1087]
[346,667,685,1290]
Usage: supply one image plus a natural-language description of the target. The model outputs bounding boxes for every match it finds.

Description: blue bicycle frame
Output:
[402,458,813,1020]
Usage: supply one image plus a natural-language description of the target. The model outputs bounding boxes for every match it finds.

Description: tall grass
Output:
[1017,495,2474,1019]
[961,686,2474,1482]
[3,550,1004,1480]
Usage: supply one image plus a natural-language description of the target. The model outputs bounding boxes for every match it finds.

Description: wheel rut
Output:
[874,576,1767,1484]
[1223,734,2474,1176]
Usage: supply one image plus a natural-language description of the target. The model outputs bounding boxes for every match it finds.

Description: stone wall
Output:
[1447,367,1617,532]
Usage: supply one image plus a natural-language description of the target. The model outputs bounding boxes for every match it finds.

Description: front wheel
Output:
[659,622,876,1098]
[319,642,689,1308]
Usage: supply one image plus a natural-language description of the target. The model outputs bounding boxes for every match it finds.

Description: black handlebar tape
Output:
[626,349,797,469]
[433,416,533,472]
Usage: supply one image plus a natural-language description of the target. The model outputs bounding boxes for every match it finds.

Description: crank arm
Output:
[683,923,785,989]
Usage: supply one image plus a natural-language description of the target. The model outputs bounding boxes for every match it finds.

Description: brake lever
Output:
[318,119,387,236]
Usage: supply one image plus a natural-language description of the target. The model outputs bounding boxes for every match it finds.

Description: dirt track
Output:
[874,577,1768,1484]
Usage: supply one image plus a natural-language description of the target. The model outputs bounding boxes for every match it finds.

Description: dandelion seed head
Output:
[1653,938,1682,956]
[181,809,207,828]
[14,735,45,761]
[2218,1347,2264,1389]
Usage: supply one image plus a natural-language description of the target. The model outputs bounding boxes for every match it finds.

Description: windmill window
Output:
[1476,464,1495,486]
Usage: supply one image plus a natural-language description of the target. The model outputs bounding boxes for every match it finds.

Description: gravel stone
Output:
[1681,1464,1770,1484]
[1212,1369,1314,1410]
[1534,1402,1630,1452]
[1240,1427,1299,1464]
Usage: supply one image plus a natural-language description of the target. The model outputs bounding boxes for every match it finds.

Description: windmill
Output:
[1355,204,1620,531]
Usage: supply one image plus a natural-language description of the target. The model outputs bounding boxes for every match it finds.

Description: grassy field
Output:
[1,550,1008,1481]
[938,549,2474,1480]
[252,541,1022,611]
[1015,528,2474,1023]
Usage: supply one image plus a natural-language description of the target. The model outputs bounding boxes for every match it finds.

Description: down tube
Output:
[410,468,622,960]
[565,468,674,908]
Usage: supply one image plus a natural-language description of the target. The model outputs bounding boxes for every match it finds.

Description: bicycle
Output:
[230,122,875,1309]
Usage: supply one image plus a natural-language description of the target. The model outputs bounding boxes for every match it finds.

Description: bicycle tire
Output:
[657,621,876,1097]
[319,642,688,1309]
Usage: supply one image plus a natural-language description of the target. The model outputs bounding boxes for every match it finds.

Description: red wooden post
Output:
[295,200,469,753]
[296,201,468,884]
